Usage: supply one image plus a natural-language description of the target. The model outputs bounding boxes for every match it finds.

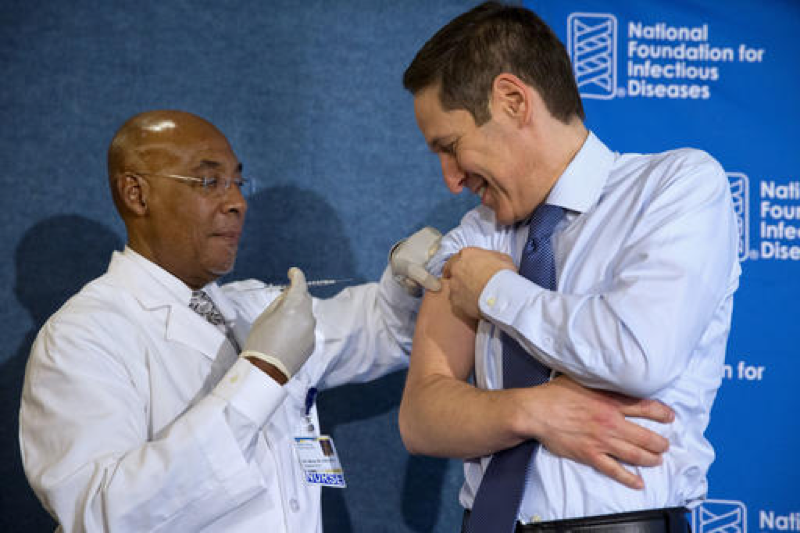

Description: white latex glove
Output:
[390,226,443,295]
[242,267,316,380]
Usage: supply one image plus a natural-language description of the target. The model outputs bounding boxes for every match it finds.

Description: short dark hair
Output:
[403,1,584,125]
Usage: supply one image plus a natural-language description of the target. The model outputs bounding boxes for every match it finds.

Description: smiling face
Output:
[111,111,247,289]
[413,83,557,226]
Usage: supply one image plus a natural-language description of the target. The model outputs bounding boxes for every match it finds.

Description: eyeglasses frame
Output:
[125,171,252,197]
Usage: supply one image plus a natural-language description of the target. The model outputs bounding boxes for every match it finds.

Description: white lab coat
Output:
[19,249,418,532]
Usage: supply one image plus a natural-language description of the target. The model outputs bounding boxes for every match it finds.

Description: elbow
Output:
[629,335,688,396]
[592,319,682,397]
[398,386,442,456]
[397,401,424,455]
[611,369,671,397]
[605,350,681,397]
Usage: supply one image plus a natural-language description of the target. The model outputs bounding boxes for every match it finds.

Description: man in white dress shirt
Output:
[19,109,441,532]
[399,2,740,532]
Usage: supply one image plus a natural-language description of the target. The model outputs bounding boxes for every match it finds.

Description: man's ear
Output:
[117,173,149,216]
[490,73,534,126]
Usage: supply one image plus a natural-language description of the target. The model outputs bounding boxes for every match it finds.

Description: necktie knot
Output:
[527,204,564,244]
[189,290,241,353]
[189,290,226,327]
[519,204,564,285]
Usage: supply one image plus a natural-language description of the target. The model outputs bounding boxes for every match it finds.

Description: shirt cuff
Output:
[479,269,545,325]
[212,358,287,428]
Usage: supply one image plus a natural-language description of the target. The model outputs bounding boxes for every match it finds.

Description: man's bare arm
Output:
[398,279,675,489]
[399,279,528,458]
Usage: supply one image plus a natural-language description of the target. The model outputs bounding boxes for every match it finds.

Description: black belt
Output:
[462,507,691,532]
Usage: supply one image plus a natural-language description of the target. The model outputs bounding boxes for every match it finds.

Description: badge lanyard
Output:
[293,387,347,488]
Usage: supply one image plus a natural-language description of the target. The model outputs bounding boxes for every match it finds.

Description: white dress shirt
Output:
[20,247,418,532]
[428,132,741,522]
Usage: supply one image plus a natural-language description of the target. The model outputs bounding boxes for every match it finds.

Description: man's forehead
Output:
[413,86,444,119]
[414,89,471,149]
[131,136,238,169]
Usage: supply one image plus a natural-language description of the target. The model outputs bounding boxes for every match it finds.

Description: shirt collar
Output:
[121,247,234,318]
[545,131,615,215]
[122,246,195,307]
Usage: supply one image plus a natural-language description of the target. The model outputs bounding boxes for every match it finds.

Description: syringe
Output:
[257,278,353,290]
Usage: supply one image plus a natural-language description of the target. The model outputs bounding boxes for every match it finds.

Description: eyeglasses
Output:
[128,172,254,197]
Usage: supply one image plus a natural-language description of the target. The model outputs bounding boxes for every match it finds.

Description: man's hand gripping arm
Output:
[398,278,675,490]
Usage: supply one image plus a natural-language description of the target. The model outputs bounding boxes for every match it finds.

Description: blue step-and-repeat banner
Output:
[528,1,799,531]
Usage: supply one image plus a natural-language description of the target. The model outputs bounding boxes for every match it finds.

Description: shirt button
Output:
[289,498,300,512]
[530,514,542,523]
[486,296,496,307]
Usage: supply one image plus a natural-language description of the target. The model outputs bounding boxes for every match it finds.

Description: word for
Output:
[722,360,765,381]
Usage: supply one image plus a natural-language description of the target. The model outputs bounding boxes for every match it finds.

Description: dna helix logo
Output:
[692,499,747,533]
[567,13,618,99]
[728,172,750,262]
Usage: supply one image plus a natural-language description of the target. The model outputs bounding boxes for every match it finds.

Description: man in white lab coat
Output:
[18,109,438,532]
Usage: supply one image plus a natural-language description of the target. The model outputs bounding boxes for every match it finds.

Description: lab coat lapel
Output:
[105,251,227,361]
[164,306,227,360]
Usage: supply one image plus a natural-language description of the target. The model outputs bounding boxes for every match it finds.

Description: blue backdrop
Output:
[528,0,800,531]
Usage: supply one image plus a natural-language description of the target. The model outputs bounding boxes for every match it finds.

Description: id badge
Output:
[293,435,347,488]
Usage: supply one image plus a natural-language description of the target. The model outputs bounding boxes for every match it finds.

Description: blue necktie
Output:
[466,204,565,533]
